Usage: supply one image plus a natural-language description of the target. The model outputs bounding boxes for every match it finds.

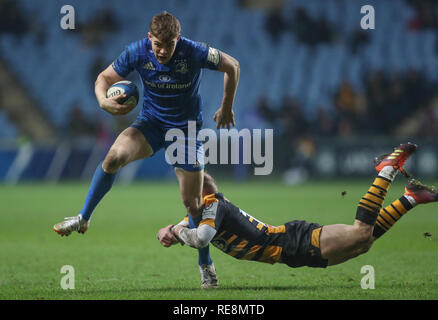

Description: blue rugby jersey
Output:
[112,36,221,129]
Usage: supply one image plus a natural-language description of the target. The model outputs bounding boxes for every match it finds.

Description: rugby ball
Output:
[106,80,139,106]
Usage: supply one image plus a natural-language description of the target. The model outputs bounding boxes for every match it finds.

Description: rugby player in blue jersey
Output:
[53,11,240,288]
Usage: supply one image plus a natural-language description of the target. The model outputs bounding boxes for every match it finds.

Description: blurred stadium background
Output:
[1,0,438,184]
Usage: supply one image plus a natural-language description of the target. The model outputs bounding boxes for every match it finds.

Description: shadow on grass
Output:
[76,286,301,295]
[69,281,432,296]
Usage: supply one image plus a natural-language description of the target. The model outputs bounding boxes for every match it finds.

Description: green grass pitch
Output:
[0,179,437,300]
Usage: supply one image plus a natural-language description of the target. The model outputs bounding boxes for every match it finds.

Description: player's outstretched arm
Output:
[157,218,189,247]
[214,51,240,129]
[157,224,179,247]
[95,64,136,116]
[172,224,217,249]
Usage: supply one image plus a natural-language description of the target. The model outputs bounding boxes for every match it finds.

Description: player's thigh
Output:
[174,168,204,215]
[319,224,356,260]
[104,127,153,168]
[320,223,372,264]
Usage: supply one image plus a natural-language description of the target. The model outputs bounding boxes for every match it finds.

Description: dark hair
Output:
[203,172,218,196]
[149,11,180,42]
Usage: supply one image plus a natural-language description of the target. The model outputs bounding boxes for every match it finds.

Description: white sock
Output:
[403,194,417,207]
[378,166,398,182]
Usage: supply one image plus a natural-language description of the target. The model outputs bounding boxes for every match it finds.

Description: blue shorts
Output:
[130,116,204,172]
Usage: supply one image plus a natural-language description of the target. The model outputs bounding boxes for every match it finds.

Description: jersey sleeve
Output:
[111,42,139,77]
[191,41,222,70]
[199,196,225,230]
[178,223,216,248]
[176,215,189,227]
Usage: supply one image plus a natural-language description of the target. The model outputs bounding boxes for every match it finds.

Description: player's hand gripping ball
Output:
[106,80,139,107]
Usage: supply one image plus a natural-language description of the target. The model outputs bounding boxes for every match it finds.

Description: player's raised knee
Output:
[103,149,129,173]
[355,226,373,245]
[355,227,374,254]
[357,238,373,255]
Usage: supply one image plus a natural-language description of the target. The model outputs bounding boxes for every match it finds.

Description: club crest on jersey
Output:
[159,75,172,82]
[175,59,188,74]
[143,61,155,70]
[205,202,214,210]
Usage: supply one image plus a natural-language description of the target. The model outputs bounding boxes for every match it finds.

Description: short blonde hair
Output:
[149,11,180,42]
[203,172,218,195]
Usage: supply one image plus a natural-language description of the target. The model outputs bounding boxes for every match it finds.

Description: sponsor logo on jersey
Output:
[159,75,172,82]
[143,61,155,70]
[211,238,228,251]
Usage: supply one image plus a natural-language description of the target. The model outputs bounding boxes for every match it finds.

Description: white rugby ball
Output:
[106,80,139,106]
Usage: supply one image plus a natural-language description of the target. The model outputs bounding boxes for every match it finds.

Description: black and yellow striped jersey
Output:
[197,193,288,264]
